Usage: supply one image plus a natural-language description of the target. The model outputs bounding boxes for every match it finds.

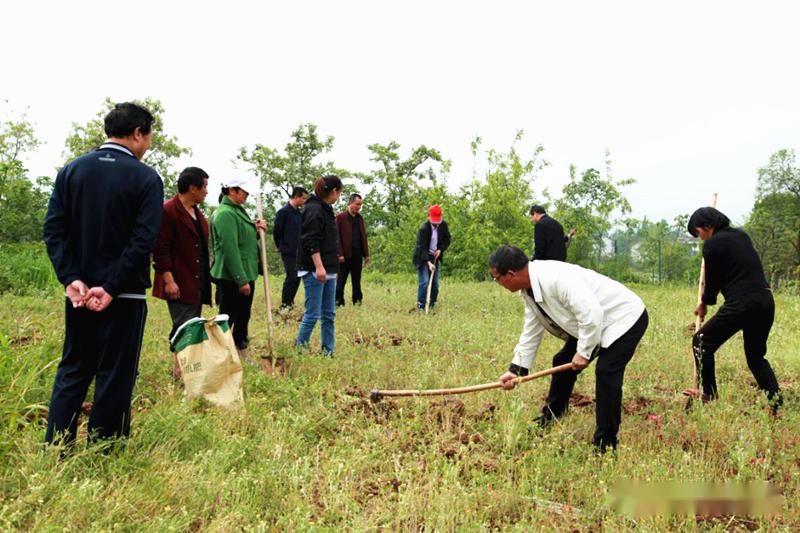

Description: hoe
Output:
[370,363,573,402]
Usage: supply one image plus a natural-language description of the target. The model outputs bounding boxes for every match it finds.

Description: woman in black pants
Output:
[688,207,782,411]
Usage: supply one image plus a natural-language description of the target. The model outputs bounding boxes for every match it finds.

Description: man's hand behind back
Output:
[86,287,113,312]
[66,280,89,308]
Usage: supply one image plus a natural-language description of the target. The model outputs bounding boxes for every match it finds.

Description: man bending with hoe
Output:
[490,245,648,452]
[43,102,163,448]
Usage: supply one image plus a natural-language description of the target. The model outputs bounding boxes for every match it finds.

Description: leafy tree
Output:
[361,141,448,231]
[445,133,547,279]
[237,123,344,207]
[635,216,696,283]
[0,110,51,242]
[553,151,634,268]
[62,97,191,196]
[747,148,800,286]
[756,149,800,199]
[0,108,40,183]
[747,193,800,286]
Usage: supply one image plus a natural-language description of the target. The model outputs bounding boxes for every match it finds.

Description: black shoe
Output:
[593,442,618,456]
[527,415,554,437]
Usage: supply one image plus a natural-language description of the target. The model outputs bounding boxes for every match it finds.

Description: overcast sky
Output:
[3,1,799,224]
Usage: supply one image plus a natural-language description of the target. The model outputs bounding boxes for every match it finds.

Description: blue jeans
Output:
[296,274,337,355]
[416,264,440,309]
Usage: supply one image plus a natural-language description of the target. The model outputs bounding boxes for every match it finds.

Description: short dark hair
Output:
[290,186,308,198]
[221,186,243,197]
[313,174,343,199]
[488,245,529,275]
[348,193,362,204]
[177,167,209,194]
[529,205,546,215]
[687,207,731,237]
[104,102,155,138]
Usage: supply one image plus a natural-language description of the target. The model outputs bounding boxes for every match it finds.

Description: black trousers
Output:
[280,253,301,307]
[46,298,147,445]
[693,289,780,403]
[166,301,203,351]
[541,310,649,450]
[336,253,364,306]
[217,279,255,349]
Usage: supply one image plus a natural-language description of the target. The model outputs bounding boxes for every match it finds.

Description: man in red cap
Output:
[412,205,451,310]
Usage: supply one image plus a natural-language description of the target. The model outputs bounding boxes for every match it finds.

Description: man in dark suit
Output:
[152,167,211,379]
[336,193,370,306]
[273,186,308,309]
[529,205,574,261]
[43,102,163,447]
[412,205,451,310]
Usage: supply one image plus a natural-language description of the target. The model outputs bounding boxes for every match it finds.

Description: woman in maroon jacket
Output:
[152,167,212,378]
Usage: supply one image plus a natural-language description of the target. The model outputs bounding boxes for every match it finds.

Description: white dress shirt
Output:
[511,260,645,370]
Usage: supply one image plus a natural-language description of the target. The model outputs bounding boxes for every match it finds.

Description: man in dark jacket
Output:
[43,102,163,446]
[412,205,451,310]
[152,167,211,379]
[687,207,782,411]
[273,186,308,309]
[336,193,370,306]
[529,205,573,261]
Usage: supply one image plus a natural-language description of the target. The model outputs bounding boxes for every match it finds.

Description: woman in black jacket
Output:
[688,207,782,411]
[296,175,343,355]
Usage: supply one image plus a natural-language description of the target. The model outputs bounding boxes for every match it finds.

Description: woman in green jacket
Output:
[210,177,266,357]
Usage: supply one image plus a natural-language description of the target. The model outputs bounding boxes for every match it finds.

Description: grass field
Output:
[1,273,798,531]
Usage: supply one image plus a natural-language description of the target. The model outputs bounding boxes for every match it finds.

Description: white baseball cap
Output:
[226,176,257,194]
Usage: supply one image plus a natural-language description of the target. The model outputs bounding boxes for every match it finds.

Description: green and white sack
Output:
[170,314,244,408]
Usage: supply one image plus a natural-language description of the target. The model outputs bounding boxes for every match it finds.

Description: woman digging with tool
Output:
[296,175,343,356]
[686,207,782,412]
[490,245,649,453]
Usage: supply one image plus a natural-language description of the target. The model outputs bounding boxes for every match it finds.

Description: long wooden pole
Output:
[255,195,275,358]
[424,262,435,314]
[371,363,574,401]
[688,192,718,397]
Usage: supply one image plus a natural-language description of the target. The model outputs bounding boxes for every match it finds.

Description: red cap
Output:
[428,205,442,223]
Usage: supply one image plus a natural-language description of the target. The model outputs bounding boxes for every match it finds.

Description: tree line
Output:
[1,98,798,287]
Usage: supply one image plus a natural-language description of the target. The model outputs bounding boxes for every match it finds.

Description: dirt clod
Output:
[569,393,594,407]
[344,386,366,398]
[260,357,289,376]
[472,402,496,421]
[623,396,653,414]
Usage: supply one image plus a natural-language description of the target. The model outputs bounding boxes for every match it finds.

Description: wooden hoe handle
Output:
[370,363,574,402]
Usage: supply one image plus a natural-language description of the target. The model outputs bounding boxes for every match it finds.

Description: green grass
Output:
[0,275,798,531]
[0,243,59,296]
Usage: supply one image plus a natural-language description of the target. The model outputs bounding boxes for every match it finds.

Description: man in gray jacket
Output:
[490,245,649,452]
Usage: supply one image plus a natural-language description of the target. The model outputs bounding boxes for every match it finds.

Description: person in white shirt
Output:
[490,245,649,452]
